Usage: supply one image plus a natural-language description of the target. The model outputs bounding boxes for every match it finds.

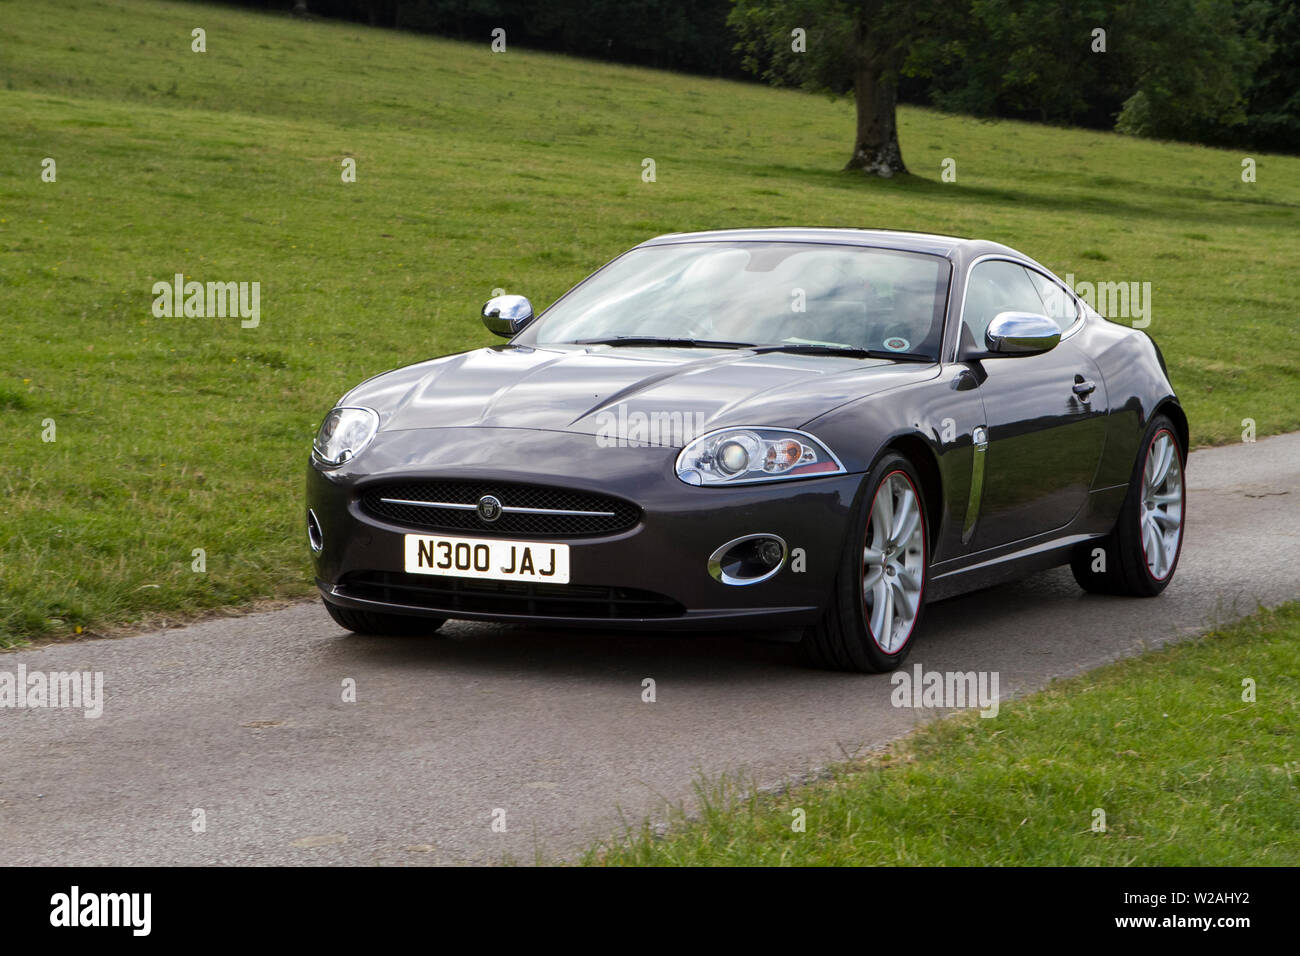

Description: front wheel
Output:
[1071,414,1185,596]
[802,452,929,672]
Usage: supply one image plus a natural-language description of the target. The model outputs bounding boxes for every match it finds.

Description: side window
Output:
[1026,269,1079,331]
[962,260,1046,345]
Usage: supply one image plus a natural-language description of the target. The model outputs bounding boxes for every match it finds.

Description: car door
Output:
[960,259,1108,551]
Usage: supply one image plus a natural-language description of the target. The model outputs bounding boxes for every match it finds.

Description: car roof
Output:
[639,227,1034,265]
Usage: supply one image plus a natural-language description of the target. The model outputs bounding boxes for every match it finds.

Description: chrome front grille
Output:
[359,480,640,537]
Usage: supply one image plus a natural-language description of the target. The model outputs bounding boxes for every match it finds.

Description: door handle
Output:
[1073,378,1097,398]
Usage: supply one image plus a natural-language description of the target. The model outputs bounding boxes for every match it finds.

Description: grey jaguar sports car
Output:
[307,228,1186,672]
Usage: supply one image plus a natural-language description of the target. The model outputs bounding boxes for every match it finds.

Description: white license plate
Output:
[403,534,570,585]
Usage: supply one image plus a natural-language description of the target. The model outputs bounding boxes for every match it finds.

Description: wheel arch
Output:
[1153,398,1189,461]
[879,433,943,556]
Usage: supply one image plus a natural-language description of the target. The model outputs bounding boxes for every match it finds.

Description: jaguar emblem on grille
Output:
[477,494,503,522]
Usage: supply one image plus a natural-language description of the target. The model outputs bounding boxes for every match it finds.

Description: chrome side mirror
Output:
[481,294,534,338]
[985,311,1061,355]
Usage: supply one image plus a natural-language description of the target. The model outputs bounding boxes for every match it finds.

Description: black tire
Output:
[802,452,930,672]
[323,600,447,636]
[1071,413,1185,597]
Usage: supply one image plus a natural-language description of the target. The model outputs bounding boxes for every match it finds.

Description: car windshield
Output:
[524,241,950,359]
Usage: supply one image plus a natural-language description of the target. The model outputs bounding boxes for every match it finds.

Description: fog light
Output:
[756,539,783,568]
[307,509,324,553]
[707,534,787,586]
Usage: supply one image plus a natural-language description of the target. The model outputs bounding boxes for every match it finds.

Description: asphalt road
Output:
[2,433,1297,866]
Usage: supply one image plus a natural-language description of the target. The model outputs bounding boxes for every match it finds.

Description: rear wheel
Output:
[802,453,928,672]
[1071,414,1185,596]
[323,600,447,636]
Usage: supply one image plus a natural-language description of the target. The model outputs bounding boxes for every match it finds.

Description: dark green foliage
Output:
[175,0,1300,153]
[1238,0,1300,151]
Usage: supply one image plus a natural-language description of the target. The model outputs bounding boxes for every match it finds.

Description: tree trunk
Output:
[844,66,906,177]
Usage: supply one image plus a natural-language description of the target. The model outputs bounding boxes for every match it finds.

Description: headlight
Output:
[675,427,844,486]
[312,406,380,467]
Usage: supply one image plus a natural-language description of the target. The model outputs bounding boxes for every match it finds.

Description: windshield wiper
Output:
[754,343,934,362]
[574,336,757,349]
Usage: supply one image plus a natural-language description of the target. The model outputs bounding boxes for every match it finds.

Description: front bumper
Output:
[307,426,862,630]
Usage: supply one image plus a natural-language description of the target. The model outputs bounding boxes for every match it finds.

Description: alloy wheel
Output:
[1140,429,1184,580]
[862,471,926,652]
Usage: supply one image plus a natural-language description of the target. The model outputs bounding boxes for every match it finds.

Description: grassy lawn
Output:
[1,0,1298,645]
[584,603,1300,866]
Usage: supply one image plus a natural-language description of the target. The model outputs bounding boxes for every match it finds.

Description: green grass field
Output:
[2,0,1298,645]
[584,603,1300,866]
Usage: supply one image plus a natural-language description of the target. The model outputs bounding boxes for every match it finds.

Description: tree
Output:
[1239,0,1300,151]
[914,0,1266,143]
[393,0,741,75]
[729,0,945,177]
[1112,0,1267,142]
[917,0,1126,130]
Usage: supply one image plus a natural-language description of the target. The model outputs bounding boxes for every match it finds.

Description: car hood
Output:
[345,344,937,440]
